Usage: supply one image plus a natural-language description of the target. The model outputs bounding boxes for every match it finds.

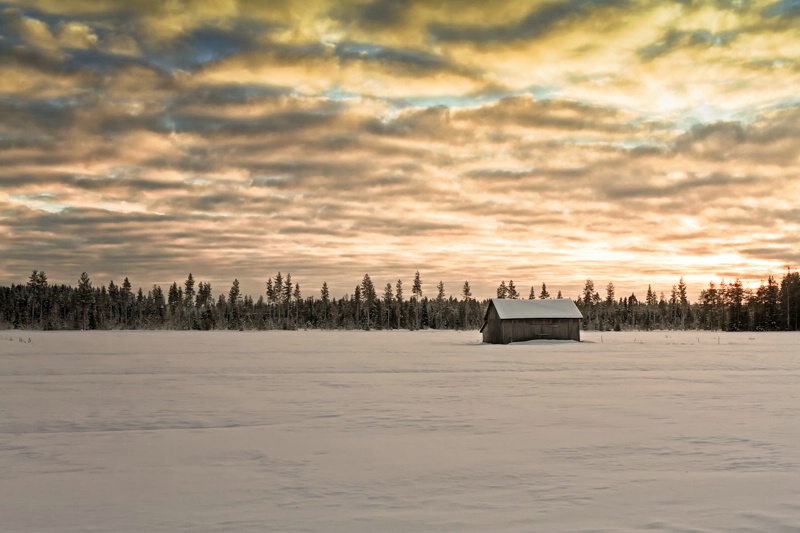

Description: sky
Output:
[2,0,799,300]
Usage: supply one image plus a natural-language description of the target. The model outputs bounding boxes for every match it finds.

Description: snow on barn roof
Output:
[489,298,583,320]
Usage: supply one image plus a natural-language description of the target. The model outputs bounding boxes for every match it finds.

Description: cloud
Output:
[429,0,629,44]
[761,0,800,18]
[2,0,800,299]
[638,29,739,60]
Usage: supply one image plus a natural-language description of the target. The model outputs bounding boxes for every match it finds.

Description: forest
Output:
[1,270,800,332]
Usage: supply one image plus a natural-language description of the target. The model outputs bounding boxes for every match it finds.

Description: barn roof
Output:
[487,298,583,320]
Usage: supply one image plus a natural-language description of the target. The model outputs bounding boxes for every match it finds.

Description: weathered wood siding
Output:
[483,313,581,343]
[481,304,505,344]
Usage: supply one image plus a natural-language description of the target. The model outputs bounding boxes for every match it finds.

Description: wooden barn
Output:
[480,299,583,344]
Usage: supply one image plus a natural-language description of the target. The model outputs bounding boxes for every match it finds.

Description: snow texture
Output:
[1,330,799,532]
[489,298,583,319]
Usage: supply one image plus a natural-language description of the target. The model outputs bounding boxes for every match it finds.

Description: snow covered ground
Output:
[1,330,799,532]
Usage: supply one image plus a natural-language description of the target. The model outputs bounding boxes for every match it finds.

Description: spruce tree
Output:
[184,273,195,308]
[395,279,404,329]
[497,281,507,299]
[121,277,132,326]
[78,272,93,330]
[539,283,550,299]
[678,277,688,329]
[320,281,330,325]
[412,271,422,299]
[283,273,293,324]
[462,281,472,329]
[507,280,518,299]
[293,283,302,327]
[229,279,241,330]
[383,283,393,329]
[361,274,376,330]
[412,271,422,329]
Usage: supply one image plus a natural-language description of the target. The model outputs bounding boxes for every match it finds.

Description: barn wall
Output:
[485,318,582,343]
[482,305,505,344]
[483,310,582,343]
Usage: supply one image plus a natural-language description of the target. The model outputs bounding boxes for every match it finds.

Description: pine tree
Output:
[781,268,800,330]
[583,279,595,305]
[700,281,719,330]
[507,280,518,299]
[78,272,93,330]
[293,283,302,327]
[529,286,536,299]
[605,282,615,304]
[361,274,376,330]
[274,272,284,324]
[581,279,596,329]
[184,273,195,308]
[557,290,562,299]
[152,284,165,325]
[645,284,657,330]
[497,281,508,299]
[168,282,182,326]
[436,281,446,301]
[27,270,48,327]
[728,278,744,331]
[605,282,616,330]
[462,281,472,330]
[121,277,132,326]
[435,281,446,328]
[395,279,403,329]
[320,282,330,324]
[353,285,362,329]
[108,279,119,326]
[228,279,241,330]
[412,271,422,300]
[539,282,550,299]
[383,283,394,329]
[678,277,688,329]
[265,278,275,326]
[26,270,39,326]
[283,273,293,324]
[412,271,422,329]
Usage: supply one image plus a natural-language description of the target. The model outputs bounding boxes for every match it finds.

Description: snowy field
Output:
[1,330,800,533]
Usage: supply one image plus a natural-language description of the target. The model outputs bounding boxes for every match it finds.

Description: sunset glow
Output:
[2,0,799,299]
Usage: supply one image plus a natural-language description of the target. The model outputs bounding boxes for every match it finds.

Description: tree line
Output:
[1,271,485,331]
[2,270,800,332]
[572,273,800,332]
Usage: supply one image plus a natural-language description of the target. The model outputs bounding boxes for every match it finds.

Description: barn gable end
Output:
[481,299,583,343]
